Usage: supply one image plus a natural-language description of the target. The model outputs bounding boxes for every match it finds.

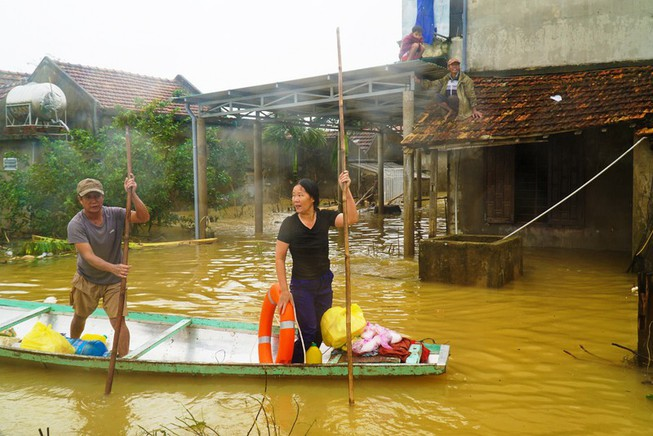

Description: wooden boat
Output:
[0,298,449,377]
[31,235,218,250]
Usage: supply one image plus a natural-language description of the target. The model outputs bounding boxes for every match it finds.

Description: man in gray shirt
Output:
[67,176,149,357]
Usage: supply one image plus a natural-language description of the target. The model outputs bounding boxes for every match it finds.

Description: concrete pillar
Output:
[429,148,439,238]
[254,118,263,235]
[377,131,385,213]
[197,117,208,239]
[632,134,653,367]
[447,149,458,235]
[403,89,415,257]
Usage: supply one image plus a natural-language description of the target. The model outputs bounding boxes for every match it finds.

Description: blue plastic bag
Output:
[66,337,108,356]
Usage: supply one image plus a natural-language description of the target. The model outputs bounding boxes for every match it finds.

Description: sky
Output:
[2,0,404,92]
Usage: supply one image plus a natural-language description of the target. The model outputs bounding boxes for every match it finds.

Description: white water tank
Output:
[6,82,67,122]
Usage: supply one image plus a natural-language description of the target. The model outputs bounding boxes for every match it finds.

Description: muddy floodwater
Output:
[1,212,652,435]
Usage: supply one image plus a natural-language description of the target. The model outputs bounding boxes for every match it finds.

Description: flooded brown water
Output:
[1,212,652,435]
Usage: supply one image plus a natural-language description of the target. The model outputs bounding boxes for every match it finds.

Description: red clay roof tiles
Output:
[52,59,199,113]
[403,65,653,147]
[0,70,29,99]
[326,130,377,150]
[0,70,29,87]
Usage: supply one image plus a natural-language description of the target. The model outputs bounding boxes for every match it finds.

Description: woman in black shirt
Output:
[275,171,358,363]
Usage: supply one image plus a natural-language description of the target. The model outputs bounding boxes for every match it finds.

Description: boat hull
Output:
[0,298,449,378]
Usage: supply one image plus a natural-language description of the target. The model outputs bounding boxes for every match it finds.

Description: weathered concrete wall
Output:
[419,234,523,287]
[450,147,485,234]
[466,0,653,71]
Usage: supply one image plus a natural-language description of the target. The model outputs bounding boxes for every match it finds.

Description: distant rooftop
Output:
[326,130,378,150]
[37,57,201,113]
[0,70,29,99]
[0,70,29,87]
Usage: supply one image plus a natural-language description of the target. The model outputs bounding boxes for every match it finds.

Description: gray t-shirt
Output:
[67,206,126,285]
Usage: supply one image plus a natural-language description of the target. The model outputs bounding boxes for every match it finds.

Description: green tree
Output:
[0,99,249,239]
[94,126,173,228]
[262,121,328,182]
[0,152,31,236]
[24,137,93,237]
[114,99,187,155]
[166,127,248,210]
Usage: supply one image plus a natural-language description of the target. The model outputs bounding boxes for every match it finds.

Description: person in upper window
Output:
[399,25,426,61]
[420,57,483,121]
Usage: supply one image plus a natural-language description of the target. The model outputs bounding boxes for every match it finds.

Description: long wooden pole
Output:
[336,27,354,406]
[105,126,133,395]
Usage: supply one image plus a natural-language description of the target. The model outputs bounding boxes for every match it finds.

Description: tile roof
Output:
[326,130,377,150]
[351,131,377,151]
[48,58,200,113]
[637,126,653,136]
[403,65,653,148]
[0,70,29,99]
[0,70,29,87]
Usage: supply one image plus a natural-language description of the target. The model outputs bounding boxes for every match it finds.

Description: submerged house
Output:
[0,56,200,170]
[400,0,653,254]
[403,64,653,252]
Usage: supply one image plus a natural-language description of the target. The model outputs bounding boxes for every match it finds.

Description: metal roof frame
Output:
[177,60,446,129]
[175,60,446,239]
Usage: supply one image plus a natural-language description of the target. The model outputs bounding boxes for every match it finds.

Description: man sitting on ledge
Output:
[419,57,483,121]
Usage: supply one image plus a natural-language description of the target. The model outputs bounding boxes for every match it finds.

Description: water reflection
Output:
[0,212,652,434]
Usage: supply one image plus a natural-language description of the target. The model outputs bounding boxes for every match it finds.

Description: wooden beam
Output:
[637,273,653,366]
[429,149,439,238]
[125,319,192,360]
[0,306,50,331]
[415,149,422,208]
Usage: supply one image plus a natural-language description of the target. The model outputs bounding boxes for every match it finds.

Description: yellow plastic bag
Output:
[320,304,366,348]
[81,333,107,344]
[20,321,75,354]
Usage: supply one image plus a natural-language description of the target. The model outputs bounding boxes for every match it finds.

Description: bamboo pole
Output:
[336,27,355,406]
[105,126,133,395]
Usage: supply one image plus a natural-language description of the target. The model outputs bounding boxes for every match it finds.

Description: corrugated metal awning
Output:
[176,61,447,128]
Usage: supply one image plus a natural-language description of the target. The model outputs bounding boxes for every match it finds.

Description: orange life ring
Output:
[258,283,295,364]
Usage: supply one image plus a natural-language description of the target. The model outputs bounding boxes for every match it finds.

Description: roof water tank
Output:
[6,82,67,122]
